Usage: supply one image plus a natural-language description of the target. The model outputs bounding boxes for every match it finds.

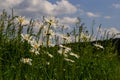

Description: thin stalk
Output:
[46,24,51,47]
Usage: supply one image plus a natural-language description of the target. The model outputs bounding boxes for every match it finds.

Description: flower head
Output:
[16,16,26,25]
[58,45,72,57]
[58,34,71,43]
[58,48,68,57]
[21,34,32,42]
[44,16,58,28]
[29,39,42,55]
[20,58,32,65]
[80,32,90,41]
[93,43,104,49]
[44,29,55,37]
[30,39,42,49]
[64,58,75,63]
[69,52,80,59]
[30,48,40,55]
[46,52,53,58]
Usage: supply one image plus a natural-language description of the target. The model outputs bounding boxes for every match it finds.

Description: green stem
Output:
[46,24,51,47]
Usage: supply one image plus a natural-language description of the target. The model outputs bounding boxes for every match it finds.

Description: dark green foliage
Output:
[0,10,120,80]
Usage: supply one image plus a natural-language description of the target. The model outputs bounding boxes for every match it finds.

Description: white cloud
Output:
[107,27,120,34]
[60,17,78,24]
[0,0,24,14]
[0,0,79,34]
[104,16,111,19]
[55,17,78,31]
[53,0,77,15]
[112,4,120,8]
[86,12,100,17]
[0,0,23,8]
[107,27,120,38]
[0,0,77,17]
[98,27,120,38]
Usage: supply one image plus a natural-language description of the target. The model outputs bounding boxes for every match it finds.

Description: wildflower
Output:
[64,47,71,53]
[58,45,71,57]
[58,48,68,57]
[30,39,42,50]
[46,52,53,58]
[29,39,42,55]
[58,45,80,60]
[16,16,26,25]
[32,43,40,50]
[58,49,62,54]
[69,52,79,59]
[80,32,90,41]
[21,34,32,42]
[64,58,75,63]
[59,44,64,48]
[30,48,40,55]
[58,34,71,43]
[93,43,104,49]
[46,62,50,65]
[59,45,71,53]
[20,58,32,65]
[44,29,55,37]
[44,16,57,27]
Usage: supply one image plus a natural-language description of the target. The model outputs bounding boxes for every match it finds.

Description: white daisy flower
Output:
[58,48,68,57]
[64,58,75,63]
[30,39,42,50]
[30,48,40,55]
[93,43,104,49]
[46,52,53,58]
[44,16,58,28]
[21,34,32,42]
[16,16,27,25]
[69,52,80,59]
[20,58,32,65]
[80,32,91,41]
[58,45,71,57]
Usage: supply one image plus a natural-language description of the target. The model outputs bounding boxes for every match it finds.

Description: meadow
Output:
[0,9,120,80]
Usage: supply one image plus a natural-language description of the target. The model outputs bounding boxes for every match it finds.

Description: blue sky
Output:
[77,0,120,28]
[67,0,120,29]
[0,0,120,35]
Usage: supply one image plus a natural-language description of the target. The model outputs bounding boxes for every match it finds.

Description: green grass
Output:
[0,9,120,80]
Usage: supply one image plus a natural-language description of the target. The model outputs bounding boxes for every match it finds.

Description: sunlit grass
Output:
[0,9,120,80]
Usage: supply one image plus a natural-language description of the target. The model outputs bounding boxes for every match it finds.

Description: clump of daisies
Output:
[58,45,79,63]
[19,16,80,65]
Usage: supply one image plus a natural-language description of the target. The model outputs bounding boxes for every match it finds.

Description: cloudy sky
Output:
[0,0,120,34]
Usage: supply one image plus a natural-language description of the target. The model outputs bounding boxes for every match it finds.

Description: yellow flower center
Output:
[18,17,25,24]
[49,19,54,24]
